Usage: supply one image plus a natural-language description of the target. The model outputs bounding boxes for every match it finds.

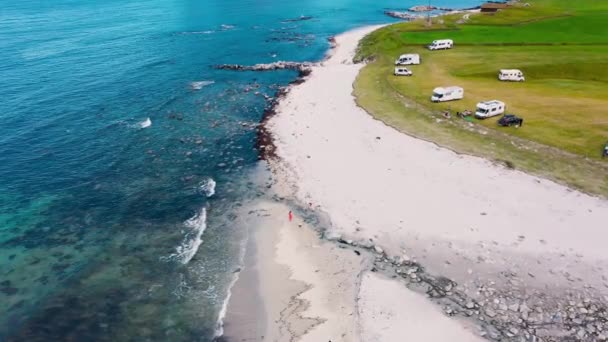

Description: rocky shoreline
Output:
[384,5,481,20]
[216,36,337,162]
[330,236,608,341]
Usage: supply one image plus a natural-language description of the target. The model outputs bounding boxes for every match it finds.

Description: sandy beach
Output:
[223,25,608,341]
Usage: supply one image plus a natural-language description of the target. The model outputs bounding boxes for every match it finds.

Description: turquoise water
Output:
[0,0,478,340]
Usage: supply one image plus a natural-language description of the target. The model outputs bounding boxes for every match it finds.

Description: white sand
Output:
[266,25,608,340]
[358,272,483,342]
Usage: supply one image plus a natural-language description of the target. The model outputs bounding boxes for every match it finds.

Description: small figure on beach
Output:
[289,211,293,222]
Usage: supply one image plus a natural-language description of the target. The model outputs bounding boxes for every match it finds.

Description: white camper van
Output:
[431,86,464,102]
[394,67,413,76]
[428,39,453,50]
[394,54,421,65]
[498,69,525,82]
[475,100,506,119]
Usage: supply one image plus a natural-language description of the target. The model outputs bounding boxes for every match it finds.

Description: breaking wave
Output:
[190,80,215,90]
[179,30,215,35]
[165,208,207,264]
[199,178,216,198]
[139,117,152,128]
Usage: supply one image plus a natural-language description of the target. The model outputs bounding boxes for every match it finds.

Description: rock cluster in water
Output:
[215,61,319,73]
[384,11,418,20]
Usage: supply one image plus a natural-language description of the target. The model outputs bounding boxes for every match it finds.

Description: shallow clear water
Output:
[0,0,479,340]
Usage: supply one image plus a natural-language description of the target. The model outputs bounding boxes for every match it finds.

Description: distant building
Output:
[480,2,510,13]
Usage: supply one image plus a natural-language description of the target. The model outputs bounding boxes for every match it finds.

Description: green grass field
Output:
[353,0,608,196]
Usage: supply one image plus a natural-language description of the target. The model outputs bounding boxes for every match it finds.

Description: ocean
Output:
[0,0,478,340]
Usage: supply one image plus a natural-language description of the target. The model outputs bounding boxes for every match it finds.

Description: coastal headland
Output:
[222,2,608,341]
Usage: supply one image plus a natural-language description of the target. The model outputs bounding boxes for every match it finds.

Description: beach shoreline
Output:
[222,23,608,341]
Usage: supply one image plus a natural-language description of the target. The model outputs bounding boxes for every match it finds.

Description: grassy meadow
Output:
[354,0,608,196]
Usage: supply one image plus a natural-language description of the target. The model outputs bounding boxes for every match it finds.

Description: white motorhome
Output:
[428,39,453,50]
[394,53,420,65]
[394,67,413,76]
[431,86,464,102]
[498,69,525,82]
[475,100,506,119]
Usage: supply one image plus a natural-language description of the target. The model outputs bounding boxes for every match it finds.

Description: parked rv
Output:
[428,39,453,50]
[395,54,420,65]
[394,67,413,76]
[431,86,464,102]
[475,100,505,119]
[498,69,525,82]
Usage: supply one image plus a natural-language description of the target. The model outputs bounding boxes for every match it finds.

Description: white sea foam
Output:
[180,30,215,35]
[139,117,152,128]
[214,270,239,338]
[199,178,216,197]
[172,208,207,264]
[220,24,235,31]
[214,220,249,338]
[190,80,215,90]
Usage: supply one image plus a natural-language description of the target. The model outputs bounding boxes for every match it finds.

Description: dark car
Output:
[603,143,608,158]
[498,114,523,127]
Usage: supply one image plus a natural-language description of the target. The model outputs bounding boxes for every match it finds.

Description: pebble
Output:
[577,329,586,338]
[373,246,384,254]
[406,267,418,275]
[485,309,497,318]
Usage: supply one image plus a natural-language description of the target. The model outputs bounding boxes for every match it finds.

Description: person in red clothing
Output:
[288,210,293,222]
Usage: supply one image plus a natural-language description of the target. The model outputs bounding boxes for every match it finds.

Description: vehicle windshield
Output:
[433,93,443,98]
[476,107,488,114]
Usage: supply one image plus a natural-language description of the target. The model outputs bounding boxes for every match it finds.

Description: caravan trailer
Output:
[428,39,453,50]
[498,69,525,82]
[394,67,413,76]
[394,54,421,65]
[475,100,506,119]
[431,86,464,102]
